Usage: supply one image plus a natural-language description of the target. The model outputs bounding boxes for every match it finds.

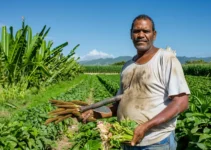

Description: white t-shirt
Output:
[116,48,190,146]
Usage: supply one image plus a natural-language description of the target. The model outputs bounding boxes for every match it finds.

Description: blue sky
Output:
[0,0,211,60]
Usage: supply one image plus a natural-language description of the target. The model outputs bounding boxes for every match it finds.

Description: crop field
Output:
[83,64,211,77]
[0,21,211,150]
[1,73,211,150]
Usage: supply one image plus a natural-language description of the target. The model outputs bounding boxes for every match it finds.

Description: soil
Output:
[52,87,95,150]
[52,118,79,150]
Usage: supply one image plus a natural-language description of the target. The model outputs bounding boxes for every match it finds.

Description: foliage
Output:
[0,75,88,150]
[0,20,82,102]
[182,64,211,77]
[1,73,211,150]
[0,103,72,150]
[111,61,126,66]
[83,65,122,73]
[97,119,138,149]
[83,64,211,77]
[185,59,209,64]
[176,75,211,150]
[97,75,120,95]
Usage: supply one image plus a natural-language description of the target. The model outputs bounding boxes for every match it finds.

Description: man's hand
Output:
[130,93,189,146]
[131,123,149,146]
[81,109,94,123]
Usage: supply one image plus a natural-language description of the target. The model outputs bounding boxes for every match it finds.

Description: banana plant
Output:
[0,19,82,101]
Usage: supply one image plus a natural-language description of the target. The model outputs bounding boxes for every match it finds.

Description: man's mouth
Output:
[136,40,147,44]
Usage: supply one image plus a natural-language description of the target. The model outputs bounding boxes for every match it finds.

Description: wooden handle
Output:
[80,95,122,112]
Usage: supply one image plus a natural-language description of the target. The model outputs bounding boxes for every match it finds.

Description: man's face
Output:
[131,19,156,52]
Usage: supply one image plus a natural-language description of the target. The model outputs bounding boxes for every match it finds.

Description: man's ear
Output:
[153,30,157,40]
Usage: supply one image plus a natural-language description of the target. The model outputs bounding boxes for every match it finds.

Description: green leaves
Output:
[83,140,102,150]
[0,101,72,150]
[176,75,211,150]
[183,64,211,77]
[0,19,82,102]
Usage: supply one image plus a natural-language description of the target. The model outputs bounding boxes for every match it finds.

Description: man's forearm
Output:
[144,93,189,130]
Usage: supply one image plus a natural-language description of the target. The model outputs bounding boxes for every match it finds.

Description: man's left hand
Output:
[131,123,149,146]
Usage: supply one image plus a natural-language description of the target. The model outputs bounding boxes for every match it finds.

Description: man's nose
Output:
[137,31,144,37]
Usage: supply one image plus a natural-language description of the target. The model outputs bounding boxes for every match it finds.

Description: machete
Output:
[80,94,122,114]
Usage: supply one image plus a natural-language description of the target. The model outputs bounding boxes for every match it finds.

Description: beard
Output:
[134,43,151,52]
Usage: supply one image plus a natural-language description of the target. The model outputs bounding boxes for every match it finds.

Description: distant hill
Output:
[177,56,211,64]
[79,56,132,65]
[79,56,211,65]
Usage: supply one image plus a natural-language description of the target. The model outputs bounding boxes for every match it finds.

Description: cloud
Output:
[79,49,114,61]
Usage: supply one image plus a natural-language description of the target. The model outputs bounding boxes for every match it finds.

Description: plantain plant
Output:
[0,19,82,102]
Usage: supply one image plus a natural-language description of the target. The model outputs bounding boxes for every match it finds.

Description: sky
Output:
[0,0,211,61]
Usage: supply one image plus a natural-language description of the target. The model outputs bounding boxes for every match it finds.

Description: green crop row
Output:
[97,75,120,95]
[183,64,211,77]
[1,74,210,150]
[91,75,113,102]
[70,75,115,149]
[176,75,211,150]
[0,75,90,150]
[83,65,122,73]
[71,75,211,150]
[0,102,71,150]
[82,64,211,77]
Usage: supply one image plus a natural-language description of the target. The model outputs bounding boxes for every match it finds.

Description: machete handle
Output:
[80,95,122,113]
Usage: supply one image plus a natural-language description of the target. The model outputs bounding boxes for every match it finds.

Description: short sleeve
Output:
[164,54,191,97]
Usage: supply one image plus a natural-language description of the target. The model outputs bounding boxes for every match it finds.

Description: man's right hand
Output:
[81,109,94,123]
[80,103,118,123]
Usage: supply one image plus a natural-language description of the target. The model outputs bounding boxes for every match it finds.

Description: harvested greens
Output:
[97,119,138,149]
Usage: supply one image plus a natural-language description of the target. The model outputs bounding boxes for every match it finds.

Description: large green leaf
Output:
[82,140,102,150]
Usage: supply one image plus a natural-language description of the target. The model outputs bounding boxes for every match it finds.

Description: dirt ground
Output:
[53,120,79,150]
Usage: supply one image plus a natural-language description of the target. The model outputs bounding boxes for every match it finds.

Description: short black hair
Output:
[130,14,155,31]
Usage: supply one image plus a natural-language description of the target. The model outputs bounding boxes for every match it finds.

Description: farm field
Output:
[0,12,211,150]
[1,73,211,150]
[83,64,211,77]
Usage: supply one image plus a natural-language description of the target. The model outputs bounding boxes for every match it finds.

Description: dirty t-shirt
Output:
[116,48,190,146]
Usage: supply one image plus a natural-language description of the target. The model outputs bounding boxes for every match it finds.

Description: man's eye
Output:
[132,30,140,34]
[143,30,150,33]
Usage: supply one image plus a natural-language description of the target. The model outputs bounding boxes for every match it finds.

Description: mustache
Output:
[134,39,147,42]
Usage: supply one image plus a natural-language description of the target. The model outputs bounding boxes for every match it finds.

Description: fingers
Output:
[131,134,144,146]
[131,127,145,146]
[131,134,139,146]
[82,112,91,123]
[81,110,93,123]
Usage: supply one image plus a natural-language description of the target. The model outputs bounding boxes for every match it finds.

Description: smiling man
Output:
[116,14,191,150]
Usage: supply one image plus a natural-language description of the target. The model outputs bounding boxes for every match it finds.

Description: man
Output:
[82,14,190,150]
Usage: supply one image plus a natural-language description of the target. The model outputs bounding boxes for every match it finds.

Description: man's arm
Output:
[131,93,189,146]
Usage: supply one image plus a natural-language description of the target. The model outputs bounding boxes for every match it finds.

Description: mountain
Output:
[177,56,211,64]
[79,56,132,65]
[79,56,211,65]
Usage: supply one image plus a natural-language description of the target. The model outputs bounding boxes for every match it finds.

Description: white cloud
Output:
[79,49,114,61]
